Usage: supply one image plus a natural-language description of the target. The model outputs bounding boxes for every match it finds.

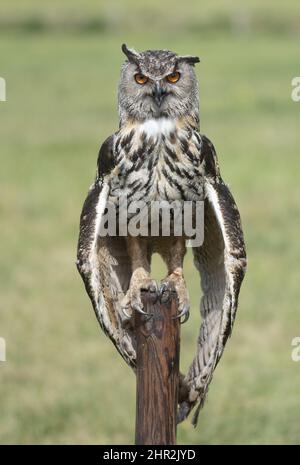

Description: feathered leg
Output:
[159,237,189,322]
[122,237,159,317]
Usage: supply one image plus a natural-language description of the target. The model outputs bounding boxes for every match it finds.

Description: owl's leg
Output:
[121,236,158,317]
[160,237,190,323]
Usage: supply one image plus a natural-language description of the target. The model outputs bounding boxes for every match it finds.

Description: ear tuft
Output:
[177,55,200,66]
[121,44,140,64]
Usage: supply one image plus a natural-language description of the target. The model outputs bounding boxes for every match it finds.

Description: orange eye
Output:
[166,71,180,83]
[135,73,148,85]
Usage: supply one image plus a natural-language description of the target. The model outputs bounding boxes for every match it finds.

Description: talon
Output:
[159,282,168,296]
[180,310,190,324]
[133,304,153,321]
[159,282,172,303]
[173,305,190,324]
[122,307,132,319]
[159,281,173,295]
[132,303,148,316]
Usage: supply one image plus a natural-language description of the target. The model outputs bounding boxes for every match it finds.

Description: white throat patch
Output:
[138,118,176,139]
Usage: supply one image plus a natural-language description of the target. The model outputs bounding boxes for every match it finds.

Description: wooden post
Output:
[135,287,180,445]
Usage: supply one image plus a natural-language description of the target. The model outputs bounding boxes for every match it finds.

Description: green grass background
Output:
[0,0,300,444]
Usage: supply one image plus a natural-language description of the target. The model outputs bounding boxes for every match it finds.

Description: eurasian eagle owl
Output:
[77,44,246,425]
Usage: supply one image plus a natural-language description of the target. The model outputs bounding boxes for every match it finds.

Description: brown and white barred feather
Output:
[177,138,247,425]
[77,133,246,426]
[77,176,136,368]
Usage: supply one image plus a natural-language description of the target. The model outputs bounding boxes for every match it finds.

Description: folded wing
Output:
[76,135,136,369]
[178,136,247,425]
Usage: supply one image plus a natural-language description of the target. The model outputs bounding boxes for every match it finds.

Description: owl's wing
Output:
[178,135,247,426]
[77,135,136,369]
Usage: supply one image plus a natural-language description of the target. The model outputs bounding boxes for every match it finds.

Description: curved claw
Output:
[122,304,153,322]
[159,282,172,304]
[133,305,154,321]
[159,282,169,296]
[131,303,148,316]
[173,306,190,324]
[180,310,190,324]
[122,306,132,319]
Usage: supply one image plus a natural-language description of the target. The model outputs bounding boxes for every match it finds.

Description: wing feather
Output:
[178,135,247,425]
[77,135,136,369]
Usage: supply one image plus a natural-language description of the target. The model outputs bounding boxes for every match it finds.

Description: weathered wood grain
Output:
[135,288,180,445]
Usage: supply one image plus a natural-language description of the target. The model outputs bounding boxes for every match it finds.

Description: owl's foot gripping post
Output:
[122,236,189,322]
[160,236,190,324]
[122,270,159,318]
[121,237,159,319]
[160,273,190,324]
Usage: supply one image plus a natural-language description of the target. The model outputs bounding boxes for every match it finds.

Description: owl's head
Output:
[118,44,200,124]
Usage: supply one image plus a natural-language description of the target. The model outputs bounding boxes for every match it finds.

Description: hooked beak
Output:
[153,82,166,107]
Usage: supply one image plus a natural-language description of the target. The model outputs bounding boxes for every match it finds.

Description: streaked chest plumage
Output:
[109,118,205,206]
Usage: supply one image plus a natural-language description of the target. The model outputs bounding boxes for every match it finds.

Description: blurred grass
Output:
[0,0,300,445]
[0,0,300,35]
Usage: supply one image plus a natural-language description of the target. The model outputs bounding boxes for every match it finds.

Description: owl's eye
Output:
[166,71,180,83]
[135,73,148,85]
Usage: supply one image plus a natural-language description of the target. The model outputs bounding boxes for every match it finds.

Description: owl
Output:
[77,44,246,425]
